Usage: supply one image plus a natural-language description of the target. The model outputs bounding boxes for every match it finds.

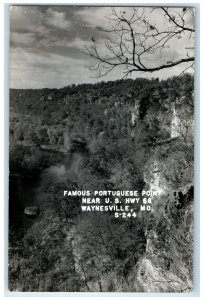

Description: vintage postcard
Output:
[9,5,195,293]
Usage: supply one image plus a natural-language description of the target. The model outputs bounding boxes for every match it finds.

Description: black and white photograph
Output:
[9,5,195,293]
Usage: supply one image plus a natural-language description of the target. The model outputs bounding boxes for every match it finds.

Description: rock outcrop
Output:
[24,206,40,216]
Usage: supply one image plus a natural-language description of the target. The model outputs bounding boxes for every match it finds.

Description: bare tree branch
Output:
[82,7,195,78]
[162,7,195,32]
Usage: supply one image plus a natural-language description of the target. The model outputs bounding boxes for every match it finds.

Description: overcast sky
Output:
[10,6,195,89]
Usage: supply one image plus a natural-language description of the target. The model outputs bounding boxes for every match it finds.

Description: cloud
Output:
[10,47,94,89]
[51,37,93,50]
[10,6,44,32]
[45,8,72,30]
[75,7,112,29]
[10,32,36,47]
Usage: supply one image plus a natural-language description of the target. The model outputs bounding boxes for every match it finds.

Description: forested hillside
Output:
[9,74,194,292]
